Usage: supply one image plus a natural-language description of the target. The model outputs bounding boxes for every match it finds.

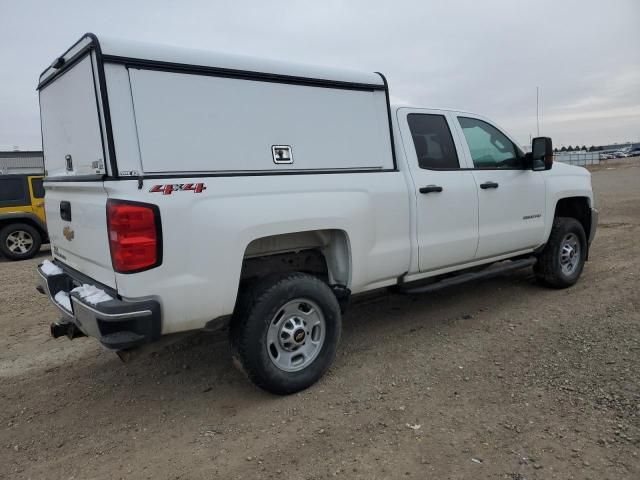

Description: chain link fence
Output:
[553,152,600,166]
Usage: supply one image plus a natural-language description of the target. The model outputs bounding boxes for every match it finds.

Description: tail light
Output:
[106,200,162,273]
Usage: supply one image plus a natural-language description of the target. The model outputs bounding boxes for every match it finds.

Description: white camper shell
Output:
[39,33,396,178]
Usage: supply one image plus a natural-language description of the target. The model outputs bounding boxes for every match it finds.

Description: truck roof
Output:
[391,105,479,116]
[39,33,385,90]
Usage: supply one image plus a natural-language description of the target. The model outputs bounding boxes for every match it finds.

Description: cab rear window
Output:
[407,114,460,169]
[0,177,27,207]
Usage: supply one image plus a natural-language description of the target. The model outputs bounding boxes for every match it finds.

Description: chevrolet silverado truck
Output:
[36,34,597,394]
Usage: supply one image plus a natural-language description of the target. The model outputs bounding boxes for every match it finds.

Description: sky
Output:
[1,0,639,150]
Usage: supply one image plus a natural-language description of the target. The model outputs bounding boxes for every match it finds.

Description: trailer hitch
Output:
[50,321,86,340]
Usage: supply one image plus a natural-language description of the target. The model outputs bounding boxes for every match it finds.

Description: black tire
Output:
[230,272,342,395]
[0,223,42,261]
[534,217,586,288]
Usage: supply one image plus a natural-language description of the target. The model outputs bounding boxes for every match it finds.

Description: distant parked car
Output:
[627,148,640,157]
[599,153,614,160]
[614,151,629,158]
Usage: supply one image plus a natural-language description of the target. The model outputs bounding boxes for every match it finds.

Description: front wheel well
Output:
[554,197,591,239]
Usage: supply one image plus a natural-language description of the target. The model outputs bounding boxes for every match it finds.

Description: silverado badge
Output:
[62,226,75,241]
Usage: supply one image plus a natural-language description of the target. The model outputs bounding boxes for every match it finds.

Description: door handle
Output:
[60,201,72,221]
[480,181,499,189]
[419,185,443,194]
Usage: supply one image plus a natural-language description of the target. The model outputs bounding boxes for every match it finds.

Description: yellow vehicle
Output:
[0,174,48,260]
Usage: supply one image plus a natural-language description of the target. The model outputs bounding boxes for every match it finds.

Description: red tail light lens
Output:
[106,200,162,273]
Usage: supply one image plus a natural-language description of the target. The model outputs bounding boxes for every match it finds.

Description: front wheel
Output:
[535,217,587,288]
[0,223,42,260]
[230,272,342,395]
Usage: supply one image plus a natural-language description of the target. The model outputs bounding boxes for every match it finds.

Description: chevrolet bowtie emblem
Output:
[63,226,75,241]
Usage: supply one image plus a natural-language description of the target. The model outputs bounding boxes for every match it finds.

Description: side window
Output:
[458,117,525,169]
[0,177,27,207]
[407,114,460,169]
[30,178,45,198]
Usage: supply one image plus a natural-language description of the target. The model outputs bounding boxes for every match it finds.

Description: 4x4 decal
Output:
[149,183,207,195]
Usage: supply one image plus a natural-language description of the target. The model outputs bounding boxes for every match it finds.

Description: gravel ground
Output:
[1,161,638,480]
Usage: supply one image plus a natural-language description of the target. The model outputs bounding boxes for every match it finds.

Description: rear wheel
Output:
[0,223,42,260]
[535,217,586,288]
[230,272,341,395]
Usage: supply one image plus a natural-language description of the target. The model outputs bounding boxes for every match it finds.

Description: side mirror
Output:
[532,136,553,170]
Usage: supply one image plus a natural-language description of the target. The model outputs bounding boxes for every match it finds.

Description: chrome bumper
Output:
[37,262,161,350]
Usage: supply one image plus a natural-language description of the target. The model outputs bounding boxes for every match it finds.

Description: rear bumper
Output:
[37,261,161,350]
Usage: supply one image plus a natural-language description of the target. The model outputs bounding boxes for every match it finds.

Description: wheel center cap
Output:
[293,329,306,344]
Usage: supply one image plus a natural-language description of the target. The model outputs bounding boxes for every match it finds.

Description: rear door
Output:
[398,108,479,272]
[39,53,116,287]
[453,114,546,259]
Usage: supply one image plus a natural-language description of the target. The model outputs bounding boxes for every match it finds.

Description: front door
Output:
[398,109,479,272]
[454,115,546,259]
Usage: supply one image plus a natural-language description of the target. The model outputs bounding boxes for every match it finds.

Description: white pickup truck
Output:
[37,34,597,394]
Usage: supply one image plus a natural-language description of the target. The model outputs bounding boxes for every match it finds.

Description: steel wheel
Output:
[559,232,581,276]
[231,272,341,394]
[535,217,587,289]
[6,230,35,254]
[266,298,326,373]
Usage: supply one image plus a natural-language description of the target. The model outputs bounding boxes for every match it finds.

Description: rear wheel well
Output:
[240,249,329,282]
[238,230,352,310]
[240,230,350,285]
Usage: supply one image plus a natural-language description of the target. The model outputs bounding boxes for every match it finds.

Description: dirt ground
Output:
[1,161,638,480]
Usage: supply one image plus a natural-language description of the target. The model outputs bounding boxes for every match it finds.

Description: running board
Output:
[396,257,537,295]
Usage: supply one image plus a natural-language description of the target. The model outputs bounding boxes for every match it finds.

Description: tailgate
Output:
[43,182,116,288]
